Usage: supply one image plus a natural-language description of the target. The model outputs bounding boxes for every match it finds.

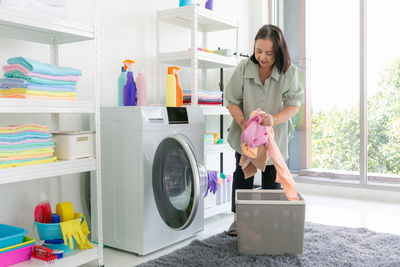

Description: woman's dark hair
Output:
[250,24,291,73]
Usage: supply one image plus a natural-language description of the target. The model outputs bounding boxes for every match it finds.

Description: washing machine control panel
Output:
[167,107,189,124]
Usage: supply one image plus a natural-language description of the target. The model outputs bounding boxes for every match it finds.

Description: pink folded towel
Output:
[3,64,79,82]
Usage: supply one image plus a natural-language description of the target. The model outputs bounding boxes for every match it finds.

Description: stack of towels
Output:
[183,89,223,105]
[0,124,57,169]
[0,57,81,100]
[1,0,69,19]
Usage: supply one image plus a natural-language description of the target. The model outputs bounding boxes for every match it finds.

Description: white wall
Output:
[0,0,264,233]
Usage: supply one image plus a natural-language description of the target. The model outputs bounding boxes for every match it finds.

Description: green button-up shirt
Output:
[224,58,304,164]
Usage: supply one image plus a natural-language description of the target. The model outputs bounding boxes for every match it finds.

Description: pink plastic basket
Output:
[0,243,34,267]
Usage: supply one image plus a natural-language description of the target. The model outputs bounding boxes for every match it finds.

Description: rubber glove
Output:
[59,218,85,250]
[74,212,94,249]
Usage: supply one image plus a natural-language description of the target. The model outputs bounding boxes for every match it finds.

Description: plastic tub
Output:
[0,236,35,254]
[43,238,75,253]
[34,221,63,241]
[0,243,34,267]
[236,189,306,255]
[0,224,28,249]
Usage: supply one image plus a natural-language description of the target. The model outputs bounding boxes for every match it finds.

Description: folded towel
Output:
[7,57,81,76]
[0,156,57,169]
[0,147,54,157]
[0,88,77,97]
[1,94,78,100]
[3,65,79,82]
[4,71,77,86]
[0,138,52,146]
[0,152,53,161]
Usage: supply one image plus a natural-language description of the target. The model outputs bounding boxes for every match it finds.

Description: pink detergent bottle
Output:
[34,192,52,223]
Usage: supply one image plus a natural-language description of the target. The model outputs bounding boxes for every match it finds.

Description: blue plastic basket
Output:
[34,221,63,241]
[0,224,28,250]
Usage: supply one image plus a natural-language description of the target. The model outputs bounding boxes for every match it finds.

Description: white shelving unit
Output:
[0,3,103,267]
[157,4,238,218]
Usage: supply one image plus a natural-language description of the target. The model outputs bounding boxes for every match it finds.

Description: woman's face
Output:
[254,38,275,69]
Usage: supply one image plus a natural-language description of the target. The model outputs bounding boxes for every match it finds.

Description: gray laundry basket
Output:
[236,189,306,255]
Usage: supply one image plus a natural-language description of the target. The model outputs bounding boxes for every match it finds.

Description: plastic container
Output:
[0,236,35,254]
[52,131,94,160]
[205,0,213,10]
[136,72,147,106]
[236,189,306,255]
[173,67,183,107]
[43,239,75,253]
[179,0,192,7]
[118,66,127,106]
[166,67,177,107]
[0,242,34,267]
[34,221,63,241]
[0,224,28,249]
[123,61,137,106]
[34,192,52,224]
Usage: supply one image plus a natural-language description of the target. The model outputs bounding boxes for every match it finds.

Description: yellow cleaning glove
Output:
[59,218,86,250]
[74,212,93,249]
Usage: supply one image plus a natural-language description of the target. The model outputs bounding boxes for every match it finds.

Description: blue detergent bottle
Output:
[123,60,137,106]
[118,64,127,106]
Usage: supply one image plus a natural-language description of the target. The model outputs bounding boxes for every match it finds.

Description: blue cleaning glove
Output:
[205,171,218,197]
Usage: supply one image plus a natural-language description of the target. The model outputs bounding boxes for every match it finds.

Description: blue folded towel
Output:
[0,78,76,92]
[7,57,82,76]
[4,71,77,86]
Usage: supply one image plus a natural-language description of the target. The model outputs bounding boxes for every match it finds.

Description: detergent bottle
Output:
[117,63,128,106]
[172,67,183,107]
[166,67,177,107]
[136,70,147,106]
[123,60,137,106]
[34,192,52,223]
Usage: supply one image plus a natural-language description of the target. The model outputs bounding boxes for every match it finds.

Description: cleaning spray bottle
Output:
[136,70,147,106]
[34,192,52,223]
[172,67,183,107]
[123,60,137,106]
[166,67,177,107]
[117,62,128,106]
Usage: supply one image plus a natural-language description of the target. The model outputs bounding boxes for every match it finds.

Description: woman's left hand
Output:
[260,112,275,127]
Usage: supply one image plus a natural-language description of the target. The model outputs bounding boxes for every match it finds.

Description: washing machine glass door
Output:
[152,135,200,230]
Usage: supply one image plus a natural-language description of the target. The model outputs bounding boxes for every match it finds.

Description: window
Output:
[282,0,400,188]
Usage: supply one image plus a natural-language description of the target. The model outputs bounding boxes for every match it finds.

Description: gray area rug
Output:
[138,222,400,267]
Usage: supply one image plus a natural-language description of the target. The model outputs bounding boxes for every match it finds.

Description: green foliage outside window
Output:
[312,58,400,174]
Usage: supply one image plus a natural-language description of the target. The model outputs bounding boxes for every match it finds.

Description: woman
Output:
[224,24,303,236]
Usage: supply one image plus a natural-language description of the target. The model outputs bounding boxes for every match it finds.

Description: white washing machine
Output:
[97,106,207,255]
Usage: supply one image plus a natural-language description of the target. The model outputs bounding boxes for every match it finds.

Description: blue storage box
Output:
[0,224,28,250]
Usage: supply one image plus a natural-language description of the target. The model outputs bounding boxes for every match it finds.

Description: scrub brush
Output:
[31,245,58,264]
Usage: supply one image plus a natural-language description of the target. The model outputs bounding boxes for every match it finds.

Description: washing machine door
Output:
[152,134,205,230]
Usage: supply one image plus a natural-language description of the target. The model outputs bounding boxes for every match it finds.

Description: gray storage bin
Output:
[236,189,306,255]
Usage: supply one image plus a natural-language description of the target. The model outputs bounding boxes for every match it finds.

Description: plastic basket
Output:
[34,221,63,241]
[236,189,306,255]
[0,236,35,254]
[0,243,34,267]
[0,224,28,249]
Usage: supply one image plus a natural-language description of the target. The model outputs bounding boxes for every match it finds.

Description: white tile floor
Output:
[83,192,400,267]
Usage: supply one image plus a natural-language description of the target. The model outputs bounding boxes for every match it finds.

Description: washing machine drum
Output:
[152,135,206,230]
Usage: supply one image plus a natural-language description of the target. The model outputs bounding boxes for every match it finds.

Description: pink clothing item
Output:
[241,108,269,148]
[266,128,298,201]
[1,94,77,100]
[3,64,79,82]
[240,110,299,201]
